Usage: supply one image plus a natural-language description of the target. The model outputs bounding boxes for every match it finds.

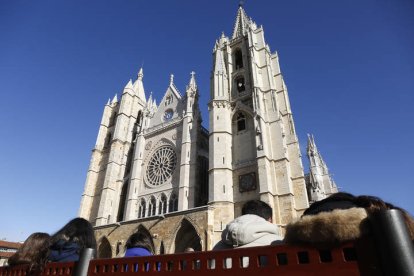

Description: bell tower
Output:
[209,6,309,239]
[79,68,147,226]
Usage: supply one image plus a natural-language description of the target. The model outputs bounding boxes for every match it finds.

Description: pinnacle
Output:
[231,4,254,39]
[188,71,197,90]
[125,79,133,89]
[138,67,144,80]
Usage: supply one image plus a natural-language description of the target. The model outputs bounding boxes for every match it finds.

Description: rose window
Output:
[146,146,177,186]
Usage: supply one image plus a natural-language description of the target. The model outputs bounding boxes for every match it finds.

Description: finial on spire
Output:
[170,74,174,85]
[138,67,144,80]
[239,0,244,7]
[188,71,197,90]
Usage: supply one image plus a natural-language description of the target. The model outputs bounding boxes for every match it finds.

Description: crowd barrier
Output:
[1,209,413,276]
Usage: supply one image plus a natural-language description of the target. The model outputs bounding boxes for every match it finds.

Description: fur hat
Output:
[284,207,370,247]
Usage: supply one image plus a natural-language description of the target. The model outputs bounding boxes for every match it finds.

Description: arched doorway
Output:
[129,225,155,253]
[174,219,201,253]
[98,237,112,258]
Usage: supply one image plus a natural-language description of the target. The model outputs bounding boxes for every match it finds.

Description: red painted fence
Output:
[0,238,381,276]
[2,209,414,276]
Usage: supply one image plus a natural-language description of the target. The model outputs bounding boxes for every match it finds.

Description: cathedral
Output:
[79,6,337,257]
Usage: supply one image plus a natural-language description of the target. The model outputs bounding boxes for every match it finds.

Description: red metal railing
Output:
[3,208,414,275]
[0,239,381,276]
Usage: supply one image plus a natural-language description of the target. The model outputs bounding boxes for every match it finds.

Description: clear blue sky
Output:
[1,1,413,241]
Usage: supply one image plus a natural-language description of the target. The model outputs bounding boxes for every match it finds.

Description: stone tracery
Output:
[145,146,177,186]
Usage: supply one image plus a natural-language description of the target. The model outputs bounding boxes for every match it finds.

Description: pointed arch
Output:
[148,196,156,217]
[236,112,246,132]
[230,101,255,119]
[159,193,168,214]
[138,198,146,218]
[233,48,243,70]
[131,225,155,254]
[168,193,178,212]
[232,110,253,133]
[98,237,112,258]
[174,219,202,253]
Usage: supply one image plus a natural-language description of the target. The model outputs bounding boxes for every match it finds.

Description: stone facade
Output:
[208,7,310,240]
[79,6,337,257]
[94,207,210,258]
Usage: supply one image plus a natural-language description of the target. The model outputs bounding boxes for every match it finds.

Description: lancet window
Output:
[148,196,156,217]
[159,194,168,214]
[169,193,178,212]
[138,199,146,218]
[236,112,246,132]
[234,49,243,70]
[235,77,246,93]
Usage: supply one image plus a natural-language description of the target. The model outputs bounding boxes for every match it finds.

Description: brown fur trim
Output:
[284,208,370,247]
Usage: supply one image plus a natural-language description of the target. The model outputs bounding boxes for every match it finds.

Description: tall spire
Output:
[306,134,338,201]
[232,5,252,39]
[188,71,197,91]
[307,134,317,157]
[147,92,153,109]
[133,67,146,101]
[307,134,331,175]
[213,46,226,74]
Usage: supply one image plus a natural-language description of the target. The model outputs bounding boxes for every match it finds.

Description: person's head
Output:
[50,218,96,251]
[303,192,414,240]
[8,232,50,270]
[355,195,414,240]
[125,232,154,254]
[241,200,273,222]
[303,192,358,216]
[184,247,195,253]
